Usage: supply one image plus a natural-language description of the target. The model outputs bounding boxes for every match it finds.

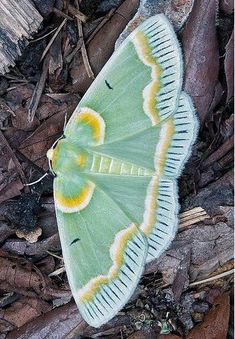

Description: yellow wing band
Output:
[140,118,175,236]
[77,223,137,303]
[54,181,95,213]
[76,108,105,145]
[132,31,163,126]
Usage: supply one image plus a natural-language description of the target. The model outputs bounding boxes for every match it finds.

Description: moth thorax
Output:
[47,139,88,174]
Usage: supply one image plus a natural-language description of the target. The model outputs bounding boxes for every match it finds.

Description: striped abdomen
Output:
[90,153,153,176]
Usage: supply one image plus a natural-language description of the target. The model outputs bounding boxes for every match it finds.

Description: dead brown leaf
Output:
[187,294,230,339]
[0,296,51,333]
[36,97,68,121]
[0,254,49,297]
[6,301,85,339]
[0,98,14,129]
[0,223,15,245]
[224,30,234,103]
[0,251,70,300]
[18,93,78,169]
[182,0,221,123]
[158,335,182,339]
[18,110,65,170]
[6,300,132,339]
[201,135,234,169]
[128,329,160,339]
[3,127,30,151]
[220,0,234,13]
[12,107,40,131]
[0,172,24,204]
[6,85,34,109]
[68,0,140,93]
[2,233,60,257]
[0,131,25,203]
[36,255,55,275]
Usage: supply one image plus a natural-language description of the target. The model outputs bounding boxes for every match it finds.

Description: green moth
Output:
[47,14,198,328]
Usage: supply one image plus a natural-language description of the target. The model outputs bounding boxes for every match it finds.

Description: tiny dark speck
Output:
[105,80,113,90]
[70,238,80,246]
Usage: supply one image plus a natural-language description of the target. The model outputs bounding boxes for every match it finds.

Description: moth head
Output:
[46,148,54,161]
[46,139,61,175]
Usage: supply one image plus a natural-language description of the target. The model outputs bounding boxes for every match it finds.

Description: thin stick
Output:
[40,18,67,62]
[28,54,50,122]
[46,250,63,261]
[30,27,58,43]
[65,39,83,63]
[86,8,116,45]
[179,215,210,230]
[180,207,206,218]
[189,268,234,287]
[68,4,88,22]
[75,0,94,79]
[53,8,73,21]
[49,267,66,277]
[65,9,116,63]
[179,207,210,230]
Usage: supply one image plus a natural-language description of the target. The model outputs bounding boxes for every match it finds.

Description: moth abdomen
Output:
[89,153,153,176]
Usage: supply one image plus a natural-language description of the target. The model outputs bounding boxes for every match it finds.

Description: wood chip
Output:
[179,207,210,230]
[0,0,42,74]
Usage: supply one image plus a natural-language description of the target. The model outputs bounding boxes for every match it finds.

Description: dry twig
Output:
[179,207,210,230]
[40,18,67,62]
[65,8,116,63]
[53,7,73,21]
[30,27,58,43]
[86,8,116,45]
[28,55,50,123]
[75,0,94,79]
[68,4,88,22]
[189,268,234,287]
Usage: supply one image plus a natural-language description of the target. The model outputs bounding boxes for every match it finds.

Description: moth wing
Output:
[88,92,198,262]
[144,92,198,262]
[64,14,183,144]
[53,13,198,329]
[54,178,147,328]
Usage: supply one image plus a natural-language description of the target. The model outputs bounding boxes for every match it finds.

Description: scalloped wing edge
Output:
[162,91,199,177]
[145,91,199,262]
[131,13,183,124]
[74,229,148,328]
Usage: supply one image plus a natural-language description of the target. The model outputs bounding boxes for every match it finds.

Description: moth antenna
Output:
[24,172,49,186]
[48,159,56,177]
